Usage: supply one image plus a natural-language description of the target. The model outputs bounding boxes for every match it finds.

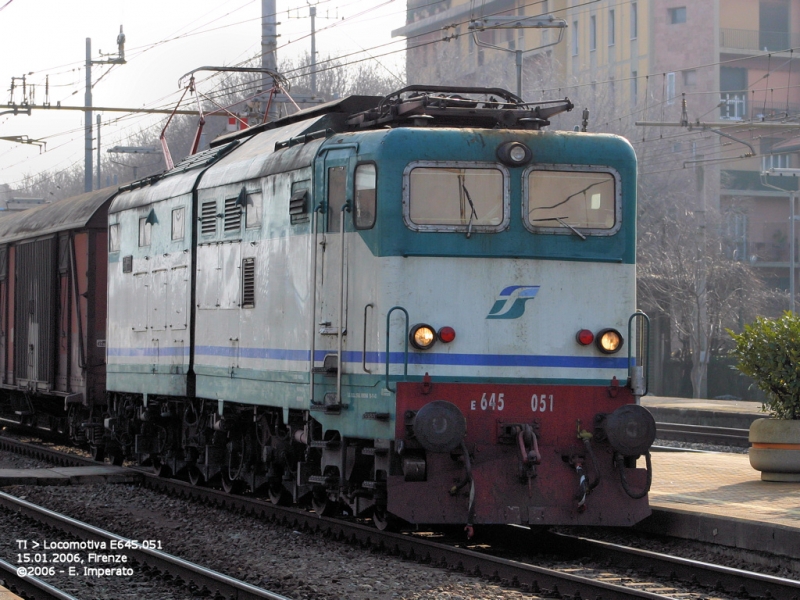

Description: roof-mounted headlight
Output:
[496,141,532,167]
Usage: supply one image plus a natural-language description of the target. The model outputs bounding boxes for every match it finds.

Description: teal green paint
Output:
[338,128,637,263]
[106,372,187,396]
[195,371,396,439]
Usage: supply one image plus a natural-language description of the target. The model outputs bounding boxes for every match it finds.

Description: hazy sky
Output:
[0,0,406,190]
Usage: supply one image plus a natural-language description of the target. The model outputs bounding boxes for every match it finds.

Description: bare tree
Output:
[636,177,778,397]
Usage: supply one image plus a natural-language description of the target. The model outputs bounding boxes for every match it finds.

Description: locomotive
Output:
[0,86,656,530]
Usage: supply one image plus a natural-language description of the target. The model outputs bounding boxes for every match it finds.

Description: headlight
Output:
[410,324,436,350]
[595,328,623,354]
[496,141,532,166]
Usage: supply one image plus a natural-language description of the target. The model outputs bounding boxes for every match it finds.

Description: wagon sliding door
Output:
[14,238,57,387]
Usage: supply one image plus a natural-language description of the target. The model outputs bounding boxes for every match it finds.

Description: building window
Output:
[631,2,638,39]
[666,72,676,105]
[763,153,791,171]
[609,9,615,45]
[682,69,697,87]
[669,7,686,24]
[590,16,596,51]
[572,20,579,55]
[631,71,638,105]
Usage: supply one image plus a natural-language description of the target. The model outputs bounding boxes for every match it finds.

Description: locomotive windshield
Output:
[525,168,619,235]
[405,163,509,233]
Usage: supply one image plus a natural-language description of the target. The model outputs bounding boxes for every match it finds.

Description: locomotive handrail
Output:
[308,204,323,405]
[363,303,374,373]
[336,202,351,405]
[385,306,409,392]
[627,311,650,399]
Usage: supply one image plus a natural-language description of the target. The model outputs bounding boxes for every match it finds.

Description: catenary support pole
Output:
[85,38,92,192]
[96,114,101,191]
[262,0,278,120]
[310,5,317,97]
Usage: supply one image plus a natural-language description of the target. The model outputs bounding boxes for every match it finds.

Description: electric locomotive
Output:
[4,86,657,529]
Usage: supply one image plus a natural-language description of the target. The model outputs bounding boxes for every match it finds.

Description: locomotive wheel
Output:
[373,508,397,532]
[90,445,105,462]
[188,465,204,486]
[221,472,245,495]
[107,447,124,467]
[268,484,291,506]
[311,488,336,517]
[152,457,171,478]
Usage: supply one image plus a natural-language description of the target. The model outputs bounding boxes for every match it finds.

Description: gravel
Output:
[0,440,793,600]
[0,480,544,600]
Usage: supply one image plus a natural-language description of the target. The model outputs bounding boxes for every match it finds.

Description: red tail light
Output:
[438,326,456,343]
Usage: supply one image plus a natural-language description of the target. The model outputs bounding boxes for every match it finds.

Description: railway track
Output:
[3,434,798,600]
[0,488,291,600]
[655,422,750,447]
[0,556,80,600]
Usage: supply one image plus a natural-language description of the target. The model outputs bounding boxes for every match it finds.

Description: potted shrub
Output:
[729,312,800,482]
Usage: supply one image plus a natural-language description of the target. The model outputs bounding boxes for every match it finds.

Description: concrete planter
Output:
[749,418,800,481]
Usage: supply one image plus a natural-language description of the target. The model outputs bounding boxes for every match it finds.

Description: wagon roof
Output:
[0,186,117,244]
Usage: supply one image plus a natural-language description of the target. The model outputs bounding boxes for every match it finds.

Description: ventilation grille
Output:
[241,258,255,308]
[200,201,217,235]
[224,198,242,233]
[289,189,309,225]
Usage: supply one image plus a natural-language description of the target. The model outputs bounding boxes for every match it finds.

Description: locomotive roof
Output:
[0,186,117,244]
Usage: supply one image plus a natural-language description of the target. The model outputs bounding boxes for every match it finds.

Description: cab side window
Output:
[354,163,376,229]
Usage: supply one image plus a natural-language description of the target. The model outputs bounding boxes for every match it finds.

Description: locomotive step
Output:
[308,475,339,485]
[309,440,341,449]
[362,412,391,421]
[361,480,386,490]
[361,447,389,456]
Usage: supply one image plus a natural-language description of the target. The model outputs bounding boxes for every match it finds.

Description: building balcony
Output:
[722,169,798,192]
[730,239,797,266]
[720,28,800,53]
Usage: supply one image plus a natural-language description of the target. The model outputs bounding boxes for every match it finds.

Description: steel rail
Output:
[0,491,291,600]
[5,434,790,600]
[655,422,750,447]
[548,532,800,600]
[0,557,79,600]
[1,436,672,600]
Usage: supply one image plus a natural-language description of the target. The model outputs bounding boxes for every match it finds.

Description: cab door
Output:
[312,147,356,401]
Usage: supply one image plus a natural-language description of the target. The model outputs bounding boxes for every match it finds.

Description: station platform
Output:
[0,465,140,486]
[641,396,764,429]
[641,450,800,560]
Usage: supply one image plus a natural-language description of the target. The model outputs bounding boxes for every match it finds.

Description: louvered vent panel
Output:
[224,198,242,233]
[201,201,217,235]
[241,258,255,308]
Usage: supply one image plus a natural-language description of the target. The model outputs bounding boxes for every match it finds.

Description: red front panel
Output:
[390,382,651,526]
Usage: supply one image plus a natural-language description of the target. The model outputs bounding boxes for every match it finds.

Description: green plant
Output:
[729,312,800,419]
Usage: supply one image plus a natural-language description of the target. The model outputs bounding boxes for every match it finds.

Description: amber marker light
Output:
[438,326,456,343]
[595,328,624,354]
[410,324,437,350]
[576,329,594,346]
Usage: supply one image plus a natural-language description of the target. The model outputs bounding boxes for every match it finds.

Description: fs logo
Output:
[486,286,540,319]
